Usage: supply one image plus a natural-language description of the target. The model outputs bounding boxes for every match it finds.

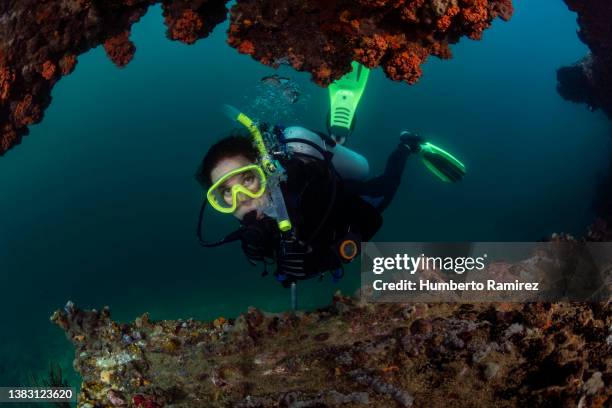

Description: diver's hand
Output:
[241,235,267,265]
[276,238,311,278]
[400,131,424,153]
[240,210,275,265]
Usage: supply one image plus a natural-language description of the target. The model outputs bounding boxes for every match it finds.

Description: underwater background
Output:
[0,0,610,389]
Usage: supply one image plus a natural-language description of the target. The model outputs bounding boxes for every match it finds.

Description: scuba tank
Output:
[283,126,370,182]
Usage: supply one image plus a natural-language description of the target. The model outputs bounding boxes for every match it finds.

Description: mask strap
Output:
[197,200,243,247]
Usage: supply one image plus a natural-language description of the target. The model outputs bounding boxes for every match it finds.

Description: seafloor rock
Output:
[0,0,512,156]
[52,296,610,407]
[0,0,228,156]
[557,1,612,119]
[227,0,513,86]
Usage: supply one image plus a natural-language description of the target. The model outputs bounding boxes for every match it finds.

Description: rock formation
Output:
[557,1,612,119]
[227,0,513,86]
[0,0,228,156]
[52,295,610,407]
[0,0,512,156]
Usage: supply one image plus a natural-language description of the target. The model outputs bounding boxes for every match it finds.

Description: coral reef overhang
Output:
[0,0,229,157]
[52,296,610,407]
[227,0,513,86]
[557,0,612,119]
[0,0,513,156]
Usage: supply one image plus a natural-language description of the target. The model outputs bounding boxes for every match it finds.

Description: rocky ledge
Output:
[51,296,610,407]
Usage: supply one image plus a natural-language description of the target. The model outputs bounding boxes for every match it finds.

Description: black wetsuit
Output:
[345,144,410,213]
[239,143,410,283]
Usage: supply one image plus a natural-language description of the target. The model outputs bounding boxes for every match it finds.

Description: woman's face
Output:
[210,155,267,220]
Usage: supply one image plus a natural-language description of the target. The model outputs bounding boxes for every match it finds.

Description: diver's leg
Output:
[346,144,410,212]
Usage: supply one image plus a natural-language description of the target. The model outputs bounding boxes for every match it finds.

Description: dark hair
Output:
[195,130,259,187]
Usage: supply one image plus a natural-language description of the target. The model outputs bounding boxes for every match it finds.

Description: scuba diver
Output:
[195,62,466,290]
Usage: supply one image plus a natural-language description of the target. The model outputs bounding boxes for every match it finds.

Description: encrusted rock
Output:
[0,0,228,155]
[557,0,612,119]
[0,0,512,156]
[52,299,610,407]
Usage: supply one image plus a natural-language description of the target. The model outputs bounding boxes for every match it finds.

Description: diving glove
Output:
[241,233,266,265]
[240,211,276,265]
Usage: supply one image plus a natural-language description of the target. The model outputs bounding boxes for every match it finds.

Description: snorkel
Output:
[221,104,293,233]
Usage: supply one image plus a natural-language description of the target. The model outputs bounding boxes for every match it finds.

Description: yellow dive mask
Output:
[206,164,267,213]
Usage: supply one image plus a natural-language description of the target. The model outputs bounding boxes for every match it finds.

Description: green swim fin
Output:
[328,61,370,144]
[420,142,466,183]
